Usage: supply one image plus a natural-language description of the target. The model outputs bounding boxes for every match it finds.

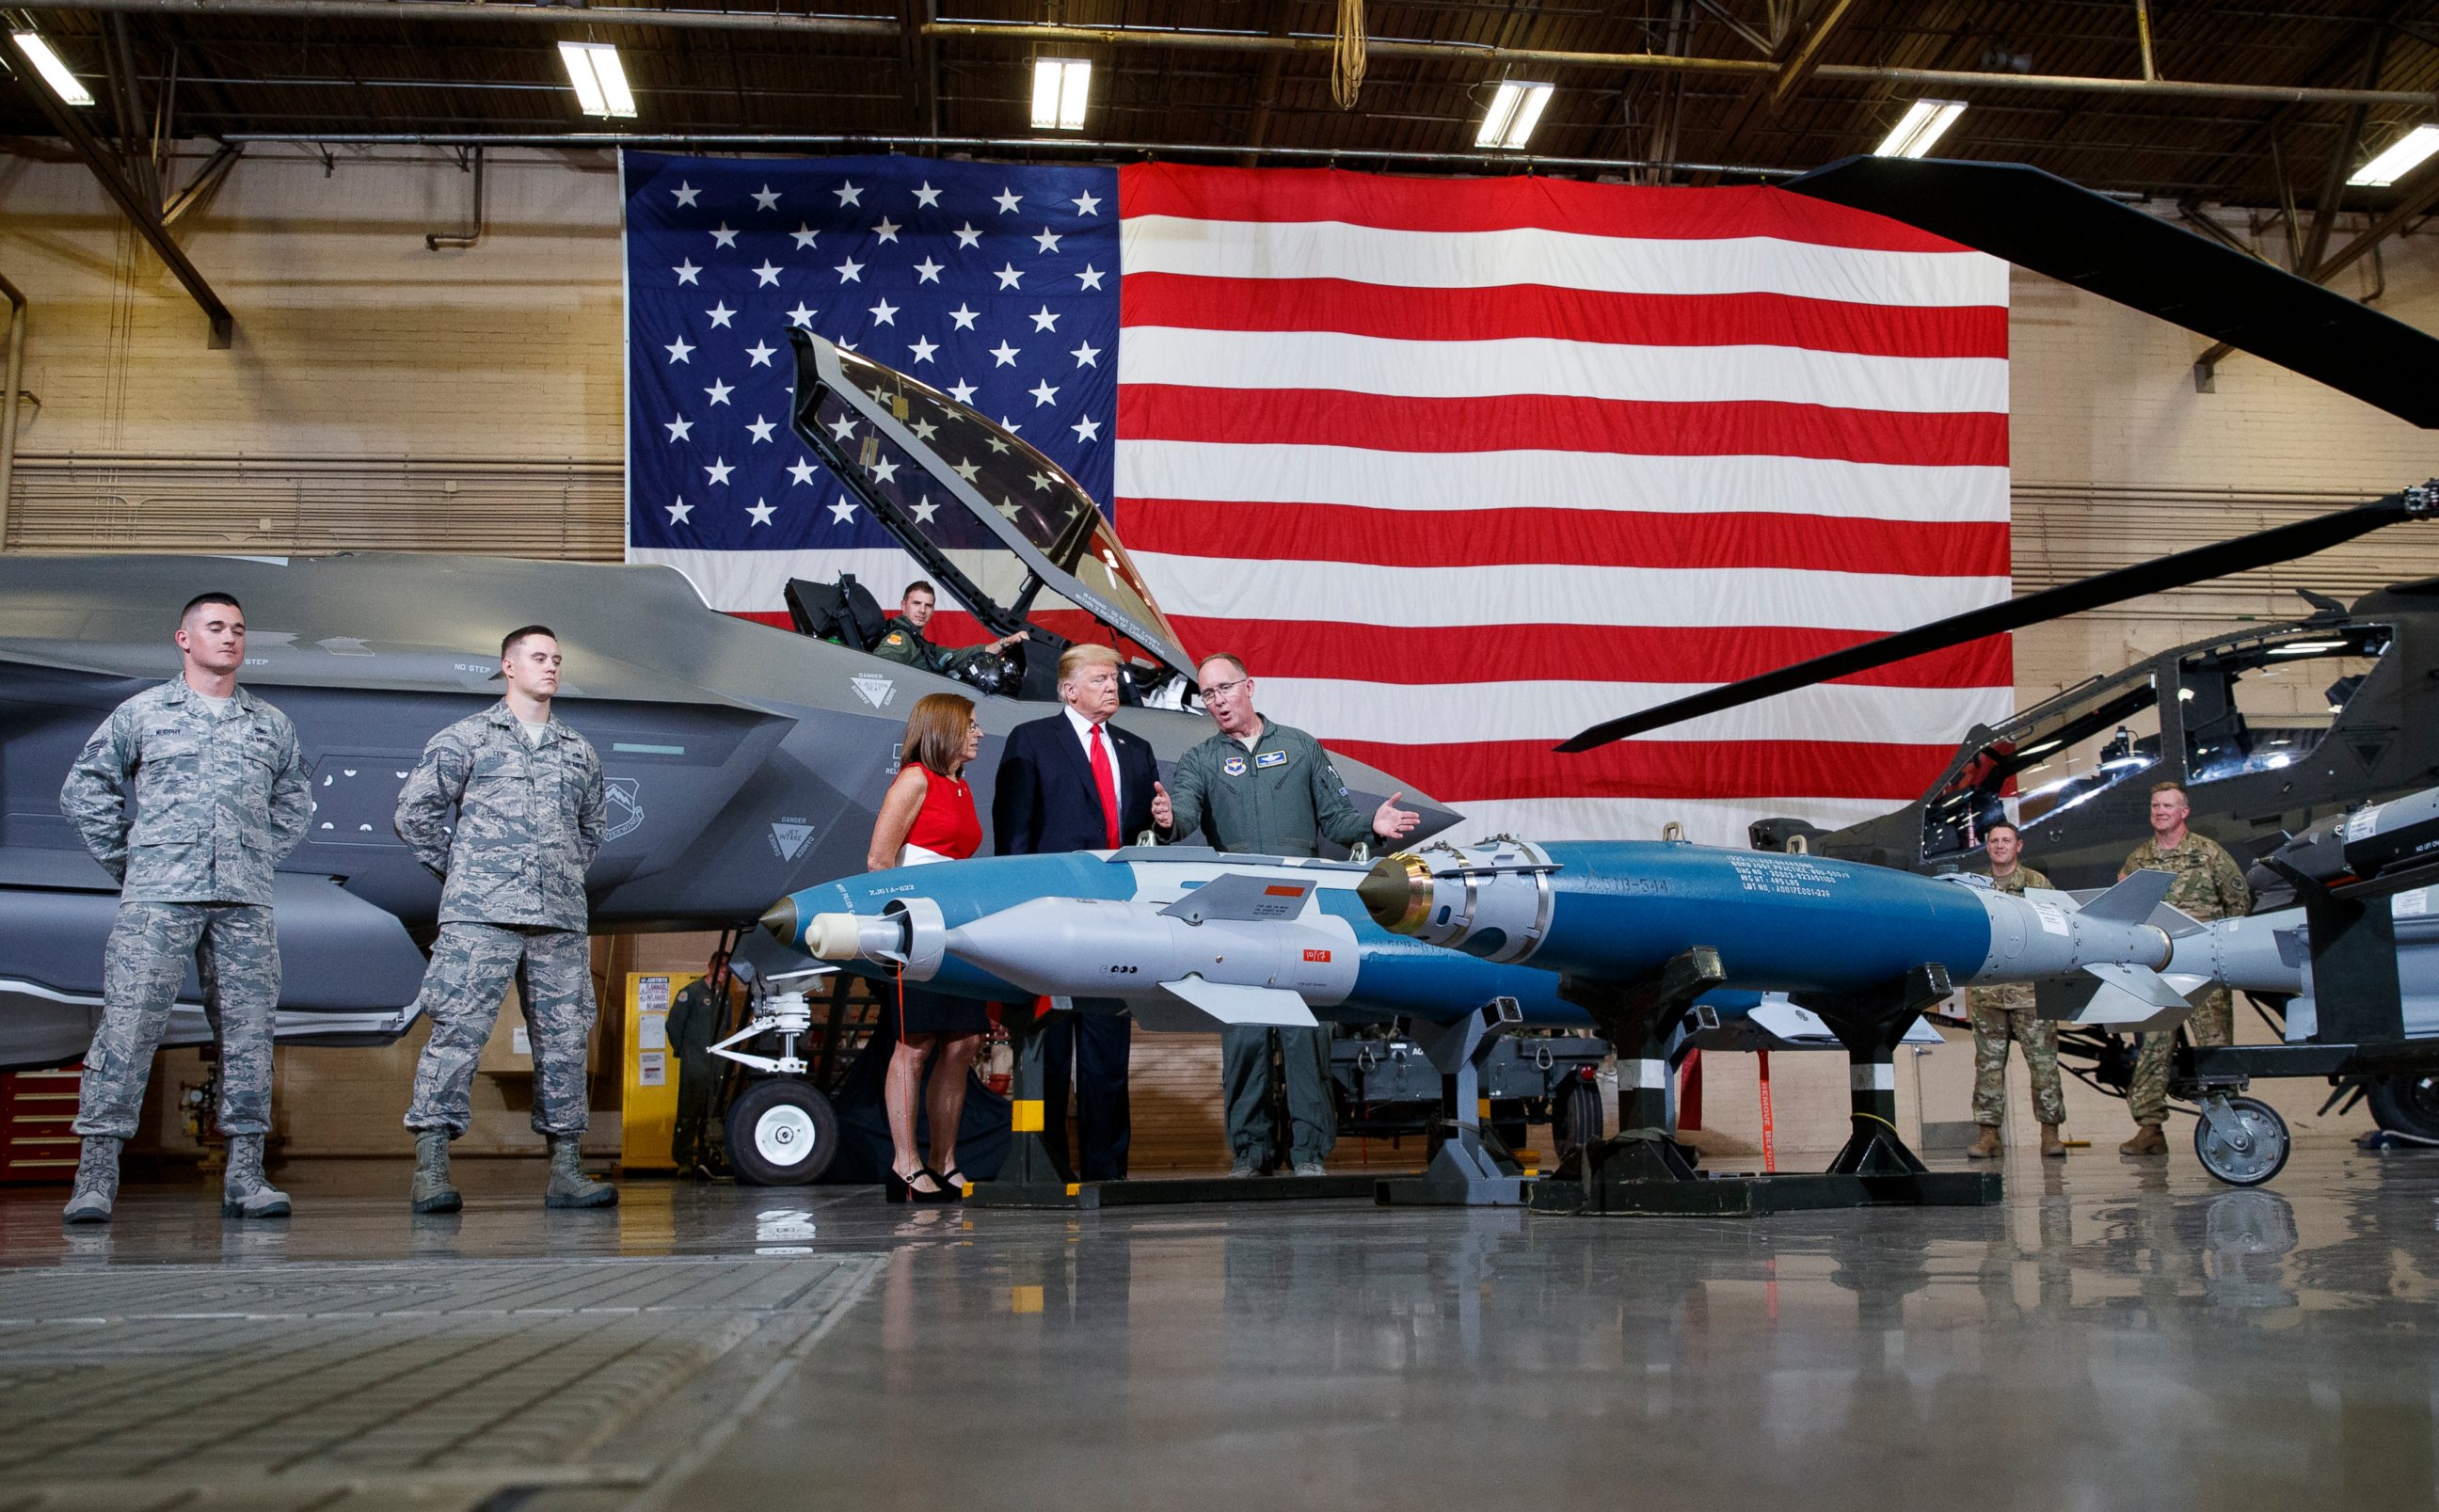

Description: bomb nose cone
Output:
[758,895,800,946]
[1360,853,1435,934]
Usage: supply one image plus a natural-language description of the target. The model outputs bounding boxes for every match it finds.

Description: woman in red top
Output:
[867,693,987,1202]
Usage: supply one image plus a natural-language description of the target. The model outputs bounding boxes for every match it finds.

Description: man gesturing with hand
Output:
[1152,654,1419,1178]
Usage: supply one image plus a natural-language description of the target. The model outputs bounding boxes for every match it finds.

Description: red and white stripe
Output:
[1113,164,2010,848]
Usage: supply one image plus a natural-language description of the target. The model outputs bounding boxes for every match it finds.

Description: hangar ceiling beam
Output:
[2193,169,2439,390]
[221,129,1800,181]
[25,2,897,38]
[25,5,2439,111]
[1771,0,1859,108]
[6,45,232,347]
[922,21,2439,110]
[2296,27,2392,280]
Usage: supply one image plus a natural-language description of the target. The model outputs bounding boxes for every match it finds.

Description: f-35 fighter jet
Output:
[0,335,1456,1069]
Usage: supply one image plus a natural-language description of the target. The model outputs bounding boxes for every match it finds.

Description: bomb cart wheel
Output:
[2192,1095,2289,1187]
[2366,1073,2439,1142]
[725,1078,838,1186]
[1552,1073,1606,1162]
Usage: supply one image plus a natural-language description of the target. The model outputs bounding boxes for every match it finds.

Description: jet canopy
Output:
[789,330,1196,690]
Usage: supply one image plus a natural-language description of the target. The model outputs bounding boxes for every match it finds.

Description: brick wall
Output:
[6,146,2438,1169]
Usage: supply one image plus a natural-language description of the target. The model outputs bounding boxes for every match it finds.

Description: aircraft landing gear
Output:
[724,1078,838,1186]
[2192,1093,2290,1186]
[709,966,841,1186]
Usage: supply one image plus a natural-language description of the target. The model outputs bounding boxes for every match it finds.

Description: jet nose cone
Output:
[758,895,801,946]
[1359,853,1433,934]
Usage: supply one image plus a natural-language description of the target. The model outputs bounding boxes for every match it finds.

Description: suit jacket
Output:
[994,711,1158,856]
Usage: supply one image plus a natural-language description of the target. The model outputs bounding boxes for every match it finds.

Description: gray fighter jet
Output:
[0,334,1458,1069]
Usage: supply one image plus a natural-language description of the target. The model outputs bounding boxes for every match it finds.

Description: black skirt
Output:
[892,981,990,1037]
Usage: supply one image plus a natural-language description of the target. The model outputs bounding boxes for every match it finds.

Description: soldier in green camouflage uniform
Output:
[57,592,312,1223]
[2118,782,2252,1156]
[395,626,616,1212]
[1966,821,2065,1160]
[1151,654,1421,1177]
[869,581,1025,678]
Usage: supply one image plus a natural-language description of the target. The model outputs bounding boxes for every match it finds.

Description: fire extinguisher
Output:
[982,1003,1013,1095]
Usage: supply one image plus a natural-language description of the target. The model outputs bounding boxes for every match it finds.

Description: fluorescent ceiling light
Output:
[2350,124,2439,187]
[1031,57,1091,131]
[11,31,93,106]
[1874,99,1967,159]
[558,40,636,119]
[1475,81,1554,151]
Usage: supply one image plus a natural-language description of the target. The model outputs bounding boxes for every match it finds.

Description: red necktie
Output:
[1088,724,1121,847]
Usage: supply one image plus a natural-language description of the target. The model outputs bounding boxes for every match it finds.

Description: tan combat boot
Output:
[1967,1125,2003,1159]
[2040,1123,2066,1159]
[543,1135,618,1209]
[2119,1122,2168,1156]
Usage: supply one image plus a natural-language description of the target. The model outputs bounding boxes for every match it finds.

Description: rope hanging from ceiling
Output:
[1331,0,1366,109]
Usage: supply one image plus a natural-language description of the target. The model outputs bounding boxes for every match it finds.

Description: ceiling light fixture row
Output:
[2350,124,2439,187]
[1032,56,1092,131]
[1476,80,1553,151]
[9,28,93,105]
[1874,99,1968,158]
[558,40,636,119]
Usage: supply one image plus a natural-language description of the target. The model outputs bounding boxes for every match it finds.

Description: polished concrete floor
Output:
[2,1142,2437,1511]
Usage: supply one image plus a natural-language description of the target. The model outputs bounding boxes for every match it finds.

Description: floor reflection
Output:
[2,1145,2435,1506]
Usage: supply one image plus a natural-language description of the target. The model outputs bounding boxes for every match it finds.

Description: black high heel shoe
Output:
[885,1166,957,1204]
[935,1167,970,1198]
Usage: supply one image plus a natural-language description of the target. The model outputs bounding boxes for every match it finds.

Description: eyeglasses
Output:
[1197,676,1250,700]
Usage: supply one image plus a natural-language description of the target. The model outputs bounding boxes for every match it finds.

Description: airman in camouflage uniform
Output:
[1966,821,2064,1160]
[1151,655,1421,1177]
[870,581,1025,679]
[2119,782,2252,1156]
[57,592,311,1224]
[395,625,617,1212]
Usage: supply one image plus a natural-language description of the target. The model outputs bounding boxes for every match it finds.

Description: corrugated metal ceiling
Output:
[0,2,2433,208]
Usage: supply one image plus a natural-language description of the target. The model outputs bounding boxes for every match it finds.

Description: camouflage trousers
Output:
[75,901,279,1140]
[2128,987,2233,1126]
[1968,991,2064,1128]
[404,924,596,1138]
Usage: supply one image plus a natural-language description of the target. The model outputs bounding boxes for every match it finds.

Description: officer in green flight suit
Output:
[1152,654,1421,1177]
[869,581,1025,678]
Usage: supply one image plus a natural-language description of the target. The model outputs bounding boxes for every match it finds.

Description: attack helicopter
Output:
[0,332,1456,1072]
[1559,156,2439,1148]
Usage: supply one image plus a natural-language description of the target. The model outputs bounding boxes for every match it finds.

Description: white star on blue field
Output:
[625,153,1119,552]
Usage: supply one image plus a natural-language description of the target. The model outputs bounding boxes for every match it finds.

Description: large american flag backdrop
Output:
[623,151,2011,847]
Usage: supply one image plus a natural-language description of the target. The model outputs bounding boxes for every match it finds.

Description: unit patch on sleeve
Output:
[1222,756,1249,777]
[1254,750,1288,769]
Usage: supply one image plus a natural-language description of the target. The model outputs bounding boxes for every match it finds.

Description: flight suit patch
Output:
[1255,750,1287,769]
[885,632,905,645]
[1222,756,1249,777]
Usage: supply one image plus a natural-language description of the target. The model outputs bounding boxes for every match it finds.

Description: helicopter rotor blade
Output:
[1558,484,2438,753]
[1781,156,2439,430]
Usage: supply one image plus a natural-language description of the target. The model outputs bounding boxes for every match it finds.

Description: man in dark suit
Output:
[993,643,1158,1180]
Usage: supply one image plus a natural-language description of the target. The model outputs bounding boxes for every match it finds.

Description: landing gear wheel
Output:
[724,1078,838,1186]
[2366,1074,2439,1141]
[1552,1074,1605,1162]
[2193,1095,2289,1186]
